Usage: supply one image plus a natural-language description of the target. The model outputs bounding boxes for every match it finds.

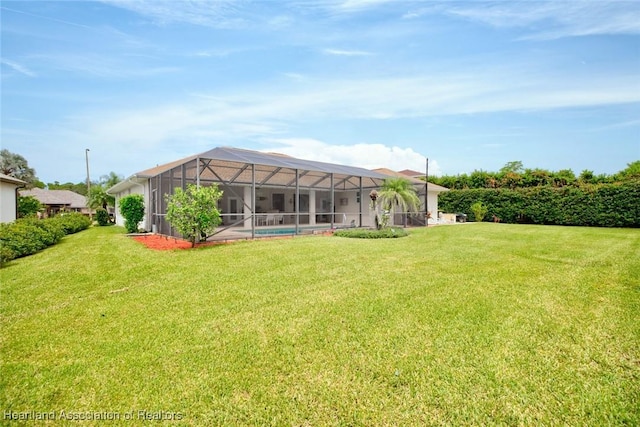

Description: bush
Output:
[18,217,65,246]
[438,181,640,227]
[0,214,91,266]
[17,195,42,218]
[119,194,145,233]
[1,222,48,265]
[165,184,223,247]
[470,201,488,222]
[95,208,111,226]
[334,227,408,239]
[54,213,92,234]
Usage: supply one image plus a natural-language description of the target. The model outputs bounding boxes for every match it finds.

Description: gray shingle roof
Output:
[20,188,87,208]
[110,146,392,193]
[136,147,390,180]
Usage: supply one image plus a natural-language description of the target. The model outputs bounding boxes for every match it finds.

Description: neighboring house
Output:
[0,173,26,223]
[398,169,425,179]
[373,168,449,225]
[19,188,90,217]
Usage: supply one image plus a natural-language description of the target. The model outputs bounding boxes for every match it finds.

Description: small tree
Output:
[17,195,42,218]
[119,194,145,233]
[165,184,223,247]
[471,201,488,222]
[0,149,37,185]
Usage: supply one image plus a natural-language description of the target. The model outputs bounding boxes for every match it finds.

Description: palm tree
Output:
[87,172,121,212]
[376,177,421,228]
[88,185,114,210]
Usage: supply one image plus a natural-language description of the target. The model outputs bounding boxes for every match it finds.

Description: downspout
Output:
[359,176,363,227]
[15,184,26,220]
[251,163,255,239]
[330,174,335,229]
[425,157,429,227]
[295,169,300,235]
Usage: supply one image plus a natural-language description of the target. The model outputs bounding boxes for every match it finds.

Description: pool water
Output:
[254,228,297,235]
[240,227,330,235]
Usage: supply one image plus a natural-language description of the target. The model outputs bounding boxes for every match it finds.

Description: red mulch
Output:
[132,234,195,250]
[132,231,327,251]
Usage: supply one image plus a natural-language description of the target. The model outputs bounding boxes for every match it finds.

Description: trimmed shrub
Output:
[438,181,640,228]
[470,201,488,222]
[18,217,65,246]
[334,227,408,239]
[119,194,145,233]
[0,213,91,266]
[95,208,111,226]
[55,213,92,234]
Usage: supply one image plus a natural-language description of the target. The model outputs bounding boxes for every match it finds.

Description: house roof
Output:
[20,188,87,208]
[0,173,26,185]
[139,147,390,179]
[398,169,424,178]
[373,168,449,192]
[109,146,391,194]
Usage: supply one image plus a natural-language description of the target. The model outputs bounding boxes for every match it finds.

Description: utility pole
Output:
[425,157,429,227]
[85,148,92,220]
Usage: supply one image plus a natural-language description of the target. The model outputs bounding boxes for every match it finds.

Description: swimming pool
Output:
[240,226,330,235]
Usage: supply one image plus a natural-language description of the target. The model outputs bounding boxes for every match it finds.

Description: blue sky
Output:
[2,0,639,184]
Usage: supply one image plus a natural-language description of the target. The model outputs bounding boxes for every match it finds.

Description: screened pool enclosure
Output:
[109,147,424,240]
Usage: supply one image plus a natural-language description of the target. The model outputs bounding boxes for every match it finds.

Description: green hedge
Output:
[438,181,640,227]
[0,213,91,266]
[334,227,409,239]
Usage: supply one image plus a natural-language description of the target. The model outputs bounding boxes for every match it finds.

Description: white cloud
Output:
[332,0,395,13]
[445,1,640,40]
[1,5,94,30]
[323,48,373,56]
[26,53,180,78]
[101,0,248,28]
[259,137,441,175]
[1,59,37,77]
[63,66,640,162]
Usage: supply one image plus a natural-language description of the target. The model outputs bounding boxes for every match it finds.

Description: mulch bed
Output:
[131,233,300,251]
[132,234,193,250]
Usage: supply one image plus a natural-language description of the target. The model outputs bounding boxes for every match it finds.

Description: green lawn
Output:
[1,224,639,425]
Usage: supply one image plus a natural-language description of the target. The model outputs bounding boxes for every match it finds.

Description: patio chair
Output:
[265,214,276,225]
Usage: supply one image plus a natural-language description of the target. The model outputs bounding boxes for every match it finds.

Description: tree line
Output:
[428,160,640,190]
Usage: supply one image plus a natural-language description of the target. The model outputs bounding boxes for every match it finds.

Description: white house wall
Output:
[0,182,18,223]
[427,192,439,223]
[113,182,149,231]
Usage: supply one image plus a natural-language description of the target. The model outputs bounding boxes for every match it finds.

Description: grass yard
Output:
[1,224,639,425]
